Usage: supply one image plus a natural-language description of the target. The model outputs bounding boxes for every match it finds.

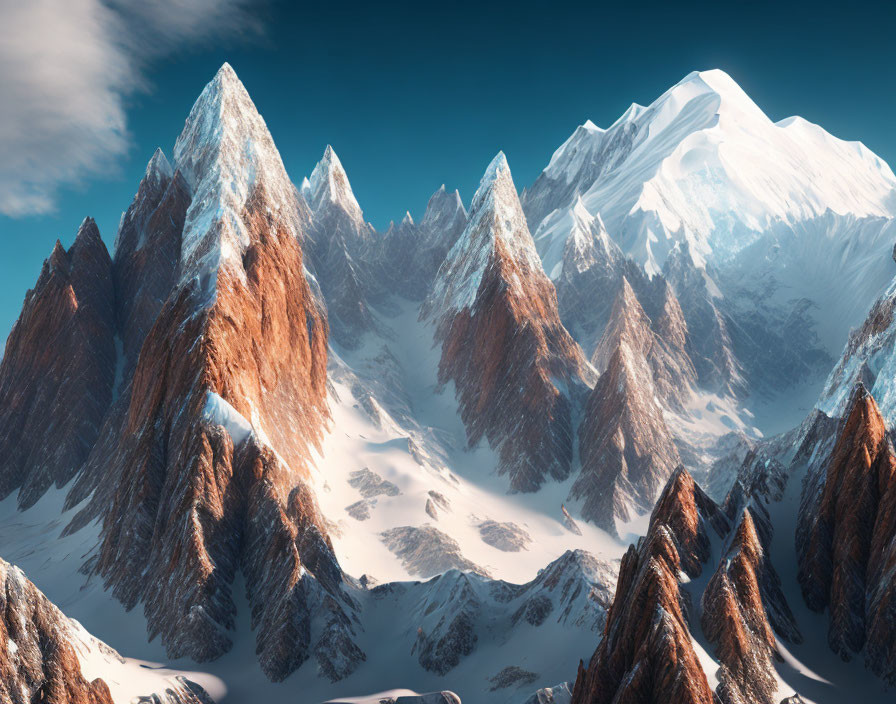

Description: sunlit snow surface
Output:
[529,69,896,358]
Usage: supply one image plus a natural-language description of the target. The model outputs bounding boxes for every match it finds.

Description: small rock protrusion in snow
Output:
[346,499,375,521]
[520,682,572,704]
[479,520,531,552]
[380,526,487,578]
[488,666,539,691]
[560,504,582,535]
[428,490,451,511]
[349,468,400,498]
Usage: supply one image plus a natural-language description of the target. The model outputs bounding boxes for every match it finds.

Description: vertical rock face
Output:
[305,145,378,347]
[797,384,896,681]
[68,64,360,681]
[423,152,592,492]
[113,148,190,380]
[570,467,725,704]
[572,280,686,533]
[571,465,806,704]
[0,218,116,509]
[0,558,114,704]
[701,509,791,704]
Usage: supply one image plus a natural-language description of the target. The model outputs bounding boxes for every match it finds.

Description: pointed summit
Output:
[421,184,466,234]
[308,145,364,224]
[428,152,543,314]
[172,63,305,287]
[797,384,896,681]
[0,220,115,509]
[66,62,346,682]
[424,154,591,492]
[144,148,173,186]
[590,277,652,373]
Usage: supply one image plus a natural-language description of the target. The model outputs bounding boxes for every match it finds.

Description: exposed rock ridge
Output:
[570,467,726,704]
[304,144,384,348]
[0,557,113,704]
[797,384,896,683]
[701,508,797,704]
[112,148,190,380]
[423,153,592,492]
[0,218,116,509]
[379,185,468,301]
[572,283,689,534]
[65,64,360,682]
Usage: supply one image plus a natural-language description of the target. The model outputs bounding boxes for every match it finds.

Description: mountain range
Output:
[1,63,895,703]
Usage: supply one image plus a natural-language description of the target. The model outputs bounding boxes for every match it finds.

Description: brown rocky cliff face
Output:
[425,153,591,493]
[0,218,115,509]
[572,277,699,535]
[65,65,361,682]
[0,558,113,704]
[87,182,346,679]
[701,509,791,704]
[570,467,724,704]
[573,345,682,534]
[797,384,896,683]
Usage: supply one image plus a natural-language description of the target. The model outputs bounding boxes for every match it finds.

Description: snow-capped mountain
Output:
[422,152,593,493]
[525,69,896,278]
[2,63,896,704]
[525,68,896,408]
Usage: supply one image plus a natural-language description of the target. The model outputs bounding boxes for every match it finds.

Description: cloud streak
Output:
[0,0,260,217]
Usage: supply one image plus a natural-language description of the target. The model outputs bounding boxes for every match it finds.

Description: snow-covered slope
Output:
[526,69,896,277]
[524,69,896,422]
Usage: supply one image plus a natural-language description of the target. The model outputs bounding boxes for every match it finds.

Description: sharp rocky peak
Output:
[429,151,544,314]
[172,62,304,289]
[422,184,466,227]
[308,144,364,223]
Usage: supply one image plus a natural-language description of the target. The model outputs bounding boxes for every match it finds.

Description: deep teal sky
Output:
[1,0,894,341]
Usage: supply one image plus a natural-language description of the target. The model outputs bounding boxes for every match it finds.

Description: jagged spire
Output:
[428,151,544,314]
[307,144,364,223]
[170,62,304,289]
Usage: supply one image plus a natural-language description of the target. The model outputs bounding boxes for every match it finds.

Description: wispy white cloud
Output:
[0,0,261,217]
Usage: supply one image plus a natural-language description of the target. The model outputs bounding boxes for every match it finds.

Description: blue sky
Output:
[0,0,894,340]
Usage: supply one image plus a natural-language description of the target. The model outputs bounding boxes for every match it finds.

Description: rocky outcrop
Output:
[570,467,726,704]
[381,526,485,578]
[0,555,216,704]
[66,64,361,682]
[478,520,531,552]
[520,682,572,704]
[112,147,190,380]
[797,384,896,682]
[701,509,795,704]
[571,283,685,533]
[0,218,116,509]
[423,152,592,492]
[591,277,696,409]
[0,558,113,704]
[662,242,743,396]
